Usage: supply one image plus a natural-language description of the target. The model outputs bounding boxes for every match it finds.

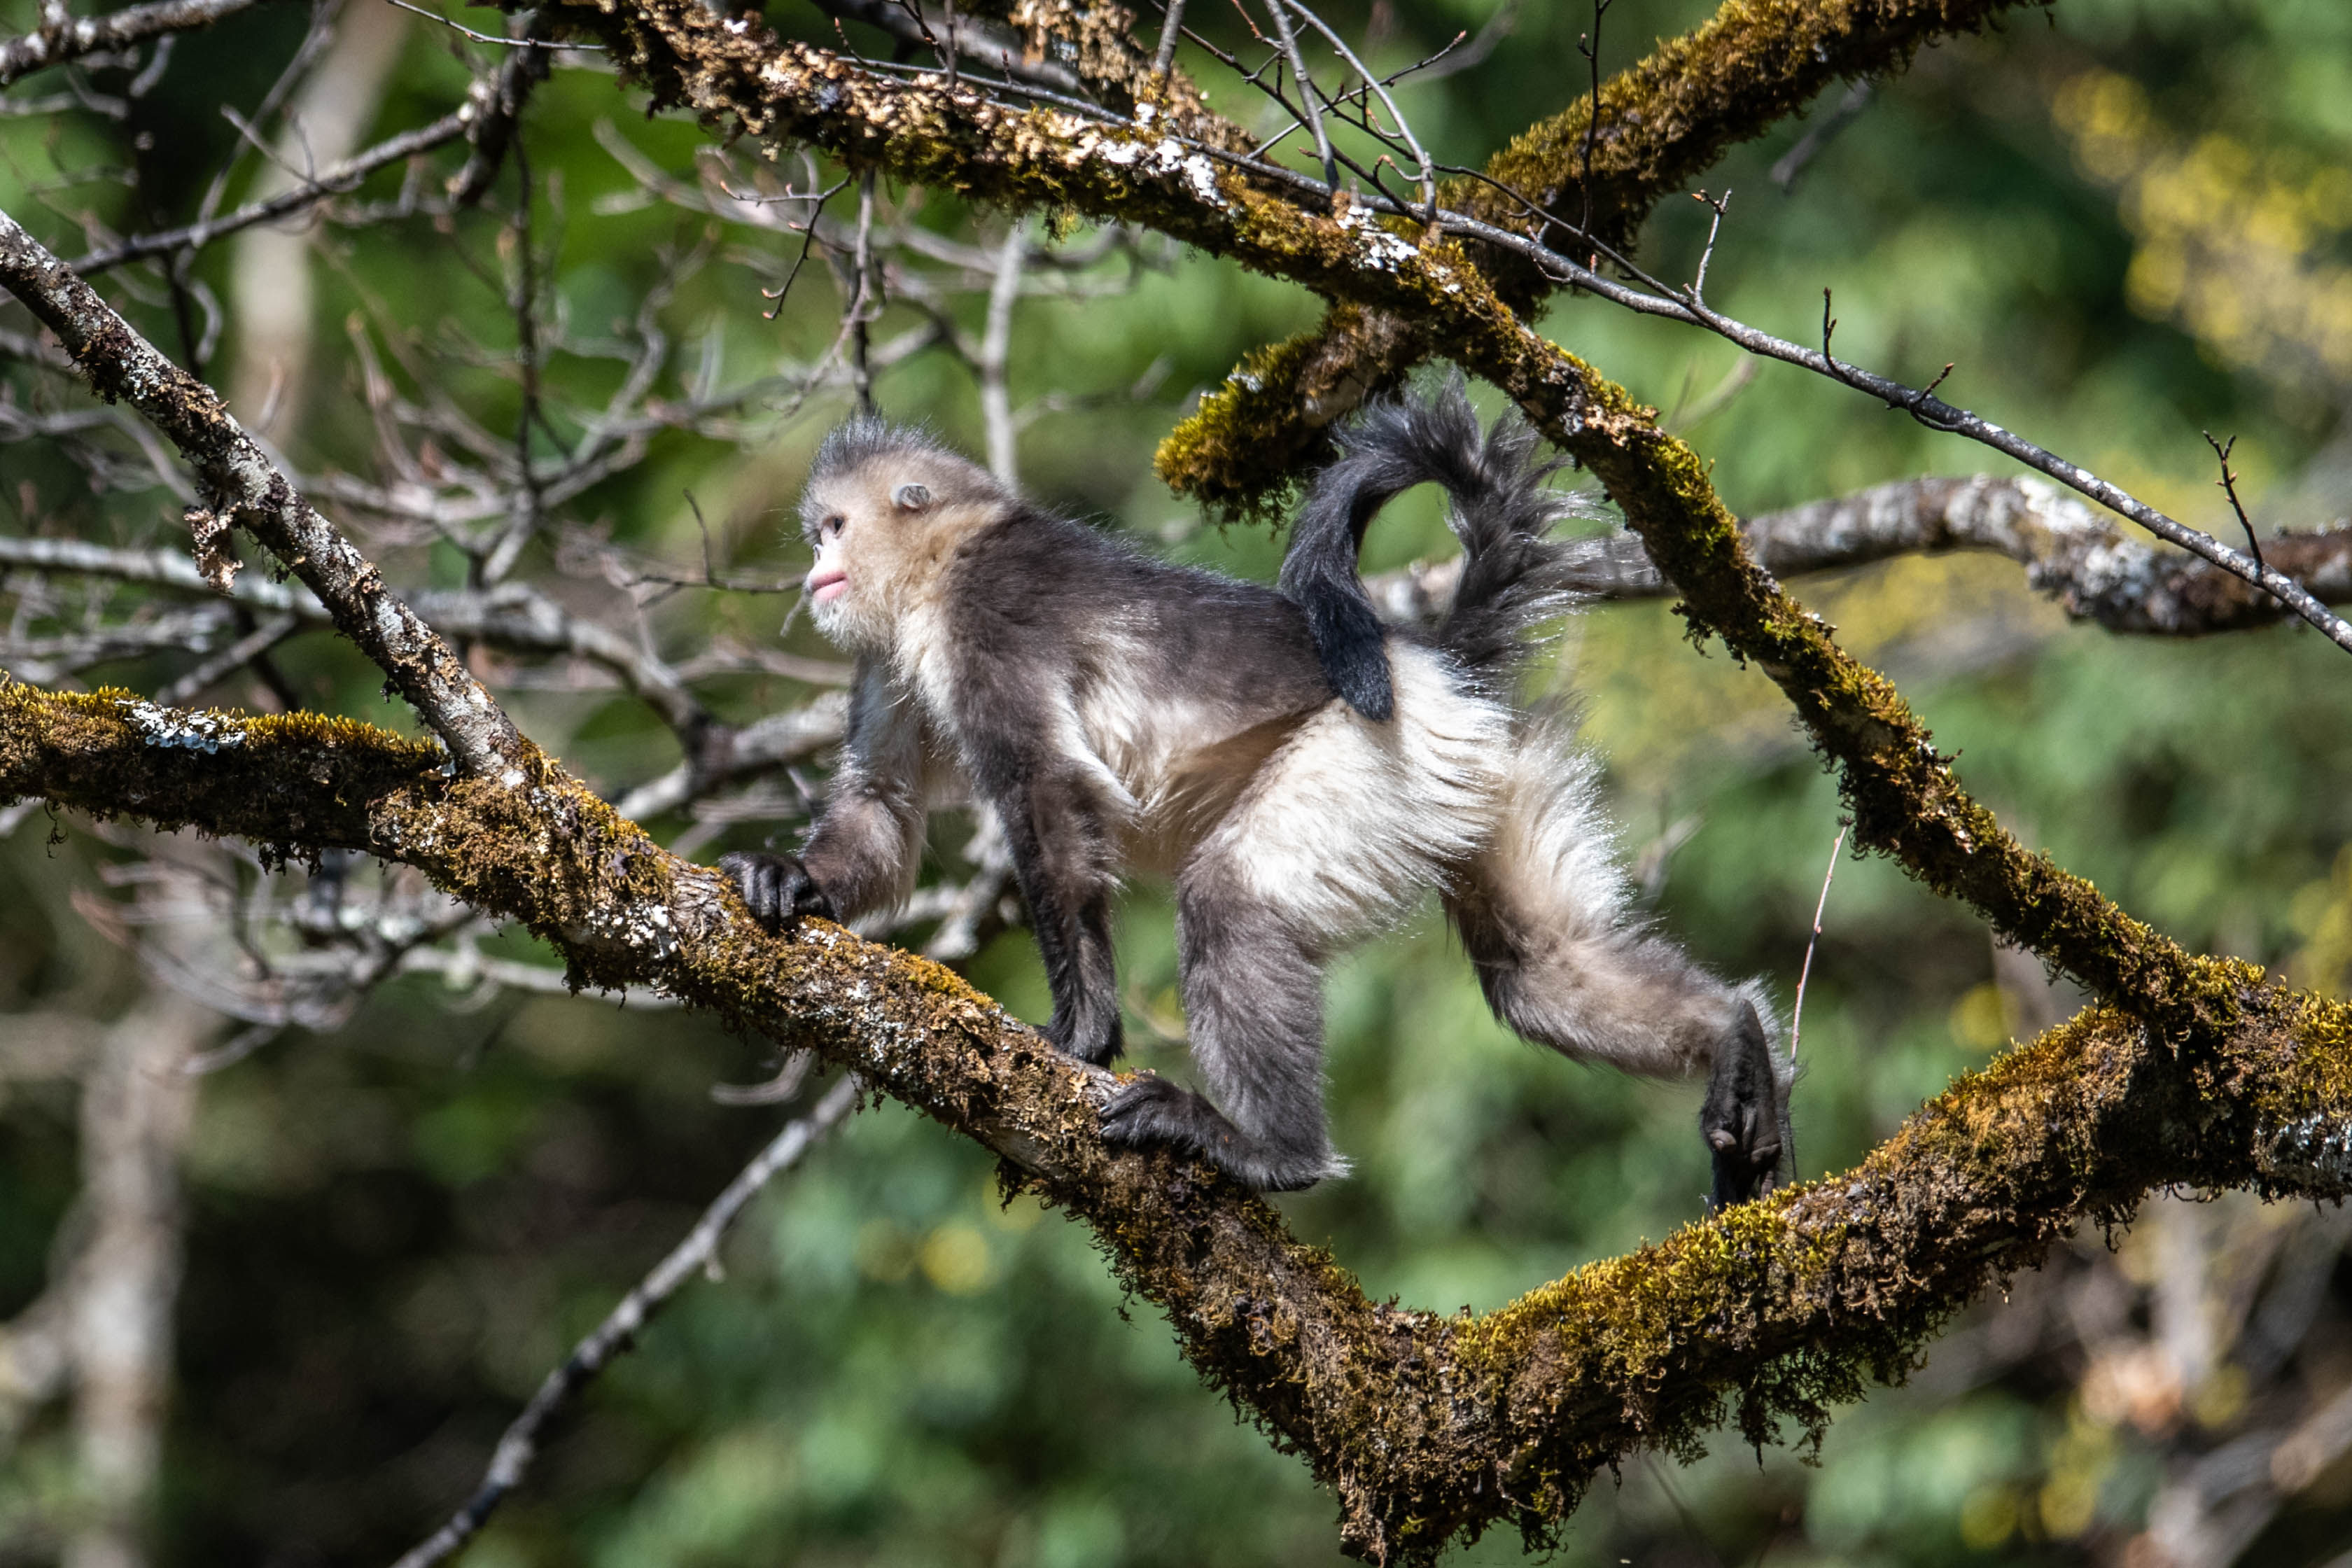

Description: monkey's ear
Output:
[891,483,931,511]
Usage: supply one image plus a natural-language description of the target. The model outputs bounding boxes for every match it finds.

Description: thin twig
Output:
[760,177,847,319]
[1259,0,1336,200]
[0,0,261,87]
[1400,0,1516,83]
[388,1074,862,1568]
[1689,188,1729,304]
[482,134,547,587]
[1273,0,1433,221]
[1576,0,1612,265]
[1788,823,1847,1064]
[152,612,300,706]
[381,0,602,50]
[72,110,472,276]
[2204,431,2266,574]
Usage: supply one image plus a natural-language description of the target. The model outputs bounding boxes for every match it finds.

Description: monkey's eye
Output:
[891,482,930,511]
[818,514,845,541]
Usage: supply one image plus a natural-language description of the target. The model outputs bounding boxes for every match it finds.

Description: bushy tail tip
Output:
[1280,373,1580,715]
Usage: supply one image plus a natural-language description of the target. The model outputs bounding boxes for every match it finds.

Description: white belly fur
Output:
[1107,643,1511,933]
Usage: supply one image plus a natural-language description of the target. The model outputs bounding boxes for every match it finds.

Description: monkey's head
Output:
[798,414,1007,652]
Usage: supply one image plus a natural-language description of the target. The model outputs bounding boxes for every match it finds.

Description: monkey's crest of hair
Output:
[1281,372,1590,720]
[809,411,958,480]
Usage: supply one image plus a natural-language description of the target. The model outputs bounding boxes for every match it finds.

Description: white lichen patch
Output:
[1332,200,1420,271]
[115,699,244,752]
[2259,1112,2352,1193]
[570,898,681,962]
[1079,127,1227,209]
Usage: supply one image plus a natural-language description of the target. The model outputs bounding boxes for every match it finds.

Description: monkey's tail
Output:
[1280,372,1584,721]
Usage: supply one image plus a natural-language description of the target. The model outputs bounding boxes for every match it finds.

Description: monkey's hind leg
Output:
[1447,730,1792,1209]
[1100,876,1348,1193]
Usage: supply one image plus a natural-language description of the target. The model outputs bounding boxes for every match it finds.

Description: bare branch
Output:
[70,109,472,277]
[1362,475,2352,637]
[2203,430,2265,574]
[390,1073,863,1568]
[1150,0,1184,75]
[0,208,526,770]
[1259,0,1337,198]
[446,9,556,207]
[0,0,262,87]
[610,694,848,821]
[978,217,1028,484]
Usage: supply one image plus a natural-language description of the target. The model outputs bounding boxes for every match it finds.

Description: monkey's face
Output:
[799,451,995,653]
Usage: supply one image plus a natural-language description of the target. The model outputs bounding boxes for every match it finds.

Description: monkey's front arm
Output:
[722,658,930,929]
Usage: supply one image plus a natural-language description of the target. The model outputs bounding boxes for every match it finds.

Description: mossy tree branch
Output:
[3,680,2348,1564]
[1154,0,2049,517]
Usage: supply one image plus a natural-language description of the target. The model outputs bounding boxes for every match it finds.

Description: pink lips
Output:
[808,566,848,605]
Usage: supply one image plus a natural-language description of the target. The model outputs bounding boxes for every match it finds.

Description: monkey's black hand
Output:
[1700,1001,1786,1211]
[718,851,835,930]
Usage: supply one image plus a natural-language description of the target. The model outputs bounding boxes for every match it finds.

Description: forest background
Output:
[2,0,2351,1563]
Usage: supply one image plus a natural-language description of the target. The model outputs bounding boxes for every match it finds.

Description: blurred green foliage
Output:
[3,0,2351,1562]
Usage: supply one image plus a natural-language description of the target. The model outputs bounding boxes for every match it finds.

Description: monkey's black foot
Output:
[1700,1000,1786,1211]
[718,851,835,930]
[1100,1075,1342,1192]
[1045,1009,1125,1068]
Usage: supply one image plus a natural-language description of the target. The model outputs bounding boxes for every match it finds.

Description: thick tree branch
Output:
[2,680,2348,1564]
[1364,475,2352,636]
[0,209,525,772]
[1156,0,2049,514]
